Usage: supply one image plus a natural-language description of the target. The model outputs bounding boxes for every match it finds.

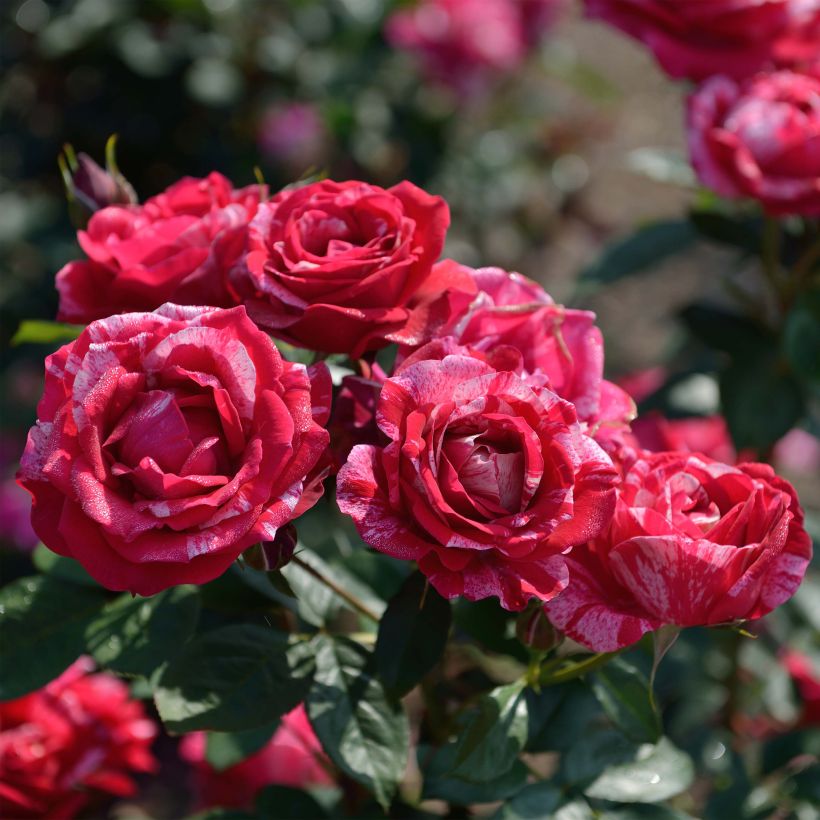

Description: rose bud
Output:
[516,604,564,651]
[243,523,299,571]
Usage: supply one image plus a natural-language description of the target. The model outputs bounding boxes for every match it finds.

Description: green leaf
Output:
[720,358,804,451]
[680,304,772,357]
[563,728,638,786]
[420,743,529,804]
[583,737,695,804]
[688,209,762,253]
[205,722,279,772]
[255,785,329,819]
[450,681,529,782]
[32,545,98,587]
[589,658,661,743]
[85,586,200,678]
[526,682,601,753]
[306,635,409,811]
[491,782,563,819]
[600,807,697,820]
[11,320,84,346]
[375,571,451,697]
[783,290,820,382]
[581,221,697,285]
[155,625,315,733]
[0,575,107,699]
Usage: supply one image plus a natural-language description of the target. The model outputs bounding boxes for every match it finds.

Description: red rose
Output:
[687,69,820,216]
[545,451,812,651]
[179,705,332,811]
[231,179,475,358]
[426,263,635,441]
[0,659,157,820]
[783,650,820,726]
[337,341,619,610]
[56,173,264,322]
[18,304,331,595]
[584,0,815,81]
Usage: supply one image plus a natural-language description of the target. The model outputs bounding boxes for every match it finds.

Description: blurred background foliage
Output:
[1,1,819,817]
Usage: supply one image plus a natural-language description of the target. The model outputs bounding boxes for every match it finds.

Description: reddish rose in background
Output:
[179,705,332,810]
[337,341,619,610]
[0,659,157,820]
[783,650,820,726]
[18,304,331,595]
[232,179,474,357]
[56,173,265,323]
[584,0,818,81]
[427,263,635,441]
[546,451,812,651]
[257,103,327,169]
[687,68,820,217]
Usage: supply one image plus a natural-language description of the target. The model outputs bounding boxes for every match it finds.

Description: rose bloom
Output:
[427,263,635,441]
[18,304,331,595]
[179,705,332,810]
[56,173,265,323]
[687,68,820,216]
[0,659,157,820]
[583,0,816,81]
[337,340,619,610]
[385,0,528,94]
[545,451,812,651]
[783,650,820,726]
[231,179,474,358]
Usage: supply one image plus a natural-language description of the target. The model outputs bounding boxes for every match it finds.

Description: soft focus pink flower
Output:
[231,179,475,358]
[386,0,563,94]
[0,659,157,820]
[584,0,819,81]
[546,451,812,651]
[18,304,331,595]
[783,650,820,726]
[56,173,264,322]
[257,104,327,168]
[179,705,332,810]
[687,68,820,216]
[337,341,619,610]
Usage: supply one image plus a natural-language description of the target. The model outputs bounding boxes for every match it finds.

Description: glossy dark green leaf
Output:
[255,785,329,819]
[720,358,804,450]
[600,807,697,820]
[0,575,108,699]
[155,625,315,733]
[581,221,697,285]
[85,585,200,677]
[491,782,563,819]
[306,635,409,811]
[583,738,695,804]
[375,571,451,697]
[205,721,279,772]
[688,209,761,253]
[450,681,529,782]
[526,682,601,753]
[420,743,529,804]
[563,728,638,786]
[589,658,661,743]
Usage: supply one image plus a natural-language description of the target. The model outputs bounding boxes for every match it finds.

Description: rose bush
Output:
[583,0,818,81]
[545,451,812,651]
[0,659,157,820]
[687,68,820,216]
[17,303,330,595]
[56,173,264,322]
[179,705,332,810]
[337,339,620,610]
[231,179,475,358]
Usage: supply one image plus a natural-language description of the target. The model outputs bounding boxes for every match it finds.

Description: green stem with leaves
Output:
[538,651,618,686]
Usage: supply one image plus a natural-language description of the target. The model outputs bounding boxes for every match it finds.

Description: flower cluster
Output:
[584,0,820,215]
[17,173,811,656]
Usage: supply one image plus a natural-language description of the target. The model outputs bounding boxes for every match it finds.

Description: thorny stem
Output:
[290,555,381,622]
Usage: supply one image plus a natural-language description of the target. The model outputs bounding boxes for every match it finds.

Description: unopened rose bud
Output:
[243,524,298,572]
[516,605,563,651]
[59,136,137,225]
